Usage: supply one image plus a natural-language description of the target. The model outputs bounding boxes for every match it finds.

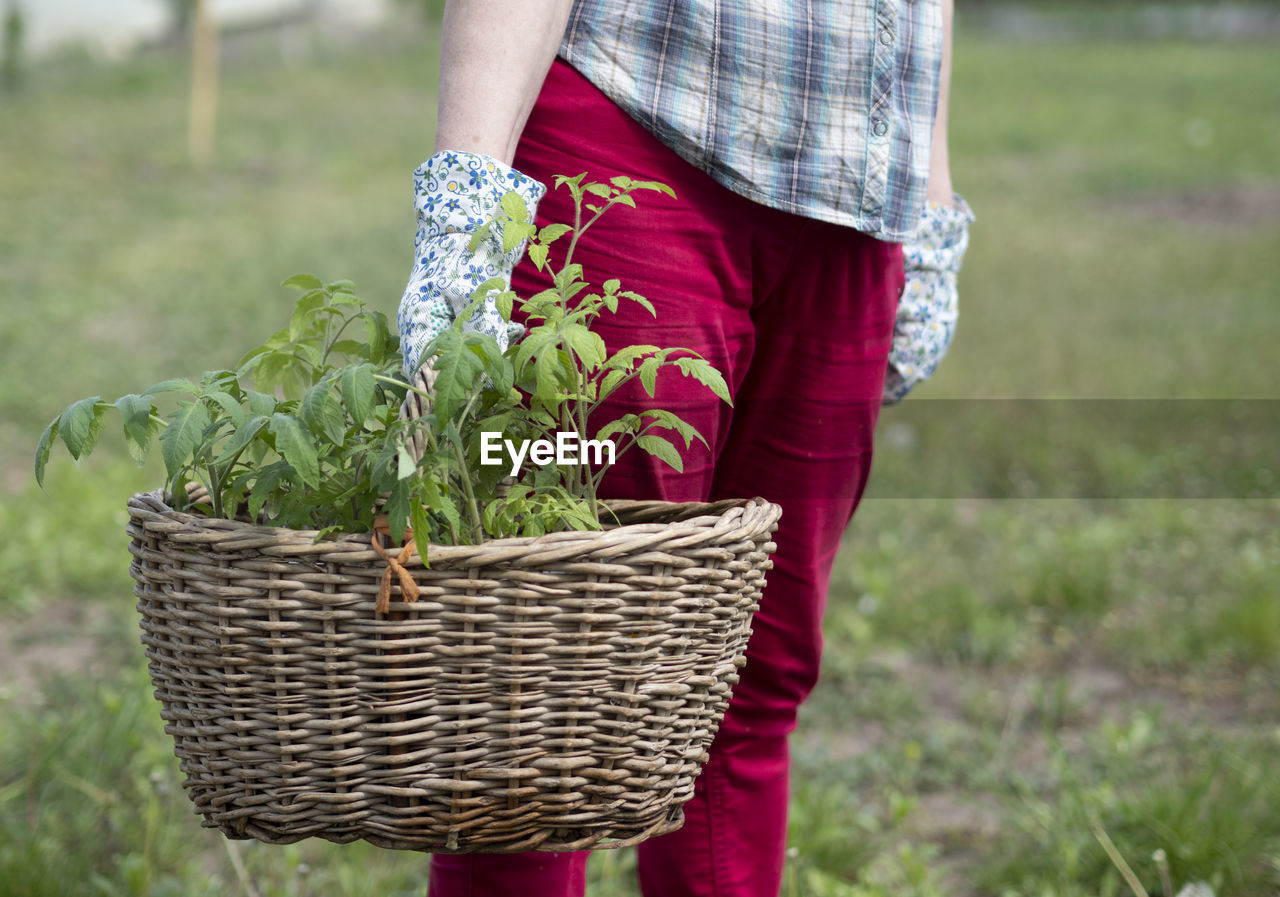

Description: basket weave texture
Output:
[127,489,780,853]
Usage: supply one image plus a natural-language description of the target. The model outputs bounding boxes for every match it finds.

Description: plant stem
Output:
[452,437,483,542]
[373,373,424,399]
[590,420,664,493]
[321,315,354,367]
[1089,814,1150,897]
[575,374,591,500]
[562,194,584,296]
[205,463,224,518]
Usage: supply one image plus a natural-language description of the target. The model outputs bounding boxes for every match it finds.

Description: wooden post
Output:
[2,0,24,92]
[188,0,219,168]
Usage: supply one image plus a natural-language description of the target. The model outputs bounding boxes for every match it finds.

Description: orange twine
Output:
[371,533,420,613]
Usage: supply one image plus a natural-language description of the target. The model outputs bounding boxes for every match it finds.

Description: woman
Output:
[397,2,972,894]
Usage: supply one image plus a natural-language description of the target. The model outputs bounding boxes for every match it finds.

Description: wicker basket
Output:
[126,489,780,853]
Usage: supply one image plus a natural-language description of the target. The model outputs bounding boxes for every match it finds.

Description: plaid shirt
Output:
[560,0,944,242]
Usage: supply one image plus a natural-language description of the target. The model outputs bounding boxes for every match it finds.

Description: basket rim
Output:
[126,488,781,567]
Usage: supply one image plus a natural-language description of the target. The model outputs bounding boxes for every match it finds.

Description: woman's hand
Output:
[396,1,573,379]
[396,152,545,379]
[883,194,974,404]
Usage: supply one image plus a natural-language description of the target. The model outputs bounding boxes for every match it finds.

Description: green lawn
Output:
[1,16,1277,897]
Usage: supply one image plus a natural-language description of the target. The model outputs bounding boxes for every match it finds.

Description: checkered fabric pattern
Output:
[560,0,945,242]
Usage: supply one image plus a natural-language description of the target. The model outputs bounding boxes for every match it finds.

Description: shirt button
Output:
[872,120,888,137]
[879,29,895,45]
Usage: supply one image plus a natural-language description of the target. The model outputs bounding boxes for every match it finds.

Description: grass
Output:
[1,14,1277,897]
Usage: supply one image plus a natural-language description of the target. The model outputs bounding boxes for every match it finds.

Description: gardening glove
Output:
[396,150,547,380]
[883,193,975,405]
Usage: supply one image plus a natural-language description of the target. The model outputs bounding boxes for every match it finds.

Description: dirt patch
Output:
[0,600,126,708]
[1099,178,1280,232]
[907,791,1003,845]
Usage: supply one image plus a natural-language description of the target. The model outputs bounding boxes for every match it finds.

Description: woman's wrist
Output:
[433,0,574,165]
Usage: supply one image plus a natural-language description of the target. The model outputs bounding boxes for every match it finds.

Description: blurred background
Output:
[1,1,1277,895]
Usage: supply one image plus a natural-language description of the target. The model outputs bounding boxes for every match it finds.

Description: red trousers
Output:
[428,59,903,897]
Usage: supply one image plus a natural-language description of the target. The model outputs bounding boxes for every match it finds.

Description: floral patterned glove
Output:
[883,194,975,404]
[397,151,547,379]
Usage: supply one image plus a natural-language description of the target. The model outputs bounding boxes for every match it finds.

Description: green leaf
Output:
[302,379,345,446]
[383,480,411,546]
[200,369,241,393]
[674,356,732,404]
[597,368,628,400]
[432,485,463,538]
[602,345,660,370]
[269,413,320,488]
[531,463,560,488]
[252,352,293,395]
[467,220,494,253]
[620,291,656,317]
[143,378,199,397]
[632,179,677,198]
[585,182,612,198]
[535,347,569,407]
[501,220,535,254]
[554,172,587,193]
[430,328,486,422]
[166,471,194,512]
[512,324,543,383]
[289,291,326,340]
[248,461,289,523]
[327,339,366,360]
[466,333,513,396]
[282,273,324,290]
[409,496,433,553]
[295,339,324,371]
[115,394,157,465]
[204,390,248,428]
[642,409,707,449]
[496,290,516,322]
[245,389,277,417]
[340,363,376,426]
[554,263,585,293]
[603,279,621,294]
[326,279,357,294]
[440,420,465,455]
[397,441,416,480]
[527,242,549,271]
[538,223,572,244]
[34,417,60,489]
[595,414,641,441]
[559,322,606,370]
[637,434,683,472]
[56,396,104,460]
[500,190,529,223]
[159,401,210,478]
[520,287,562,322]
[362,311,394,365]
[213,414,268,465]
[639,358,660,397]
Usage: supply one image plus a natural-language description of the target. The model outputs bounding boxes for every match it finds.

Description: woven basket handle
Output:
[398,363,437,465]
